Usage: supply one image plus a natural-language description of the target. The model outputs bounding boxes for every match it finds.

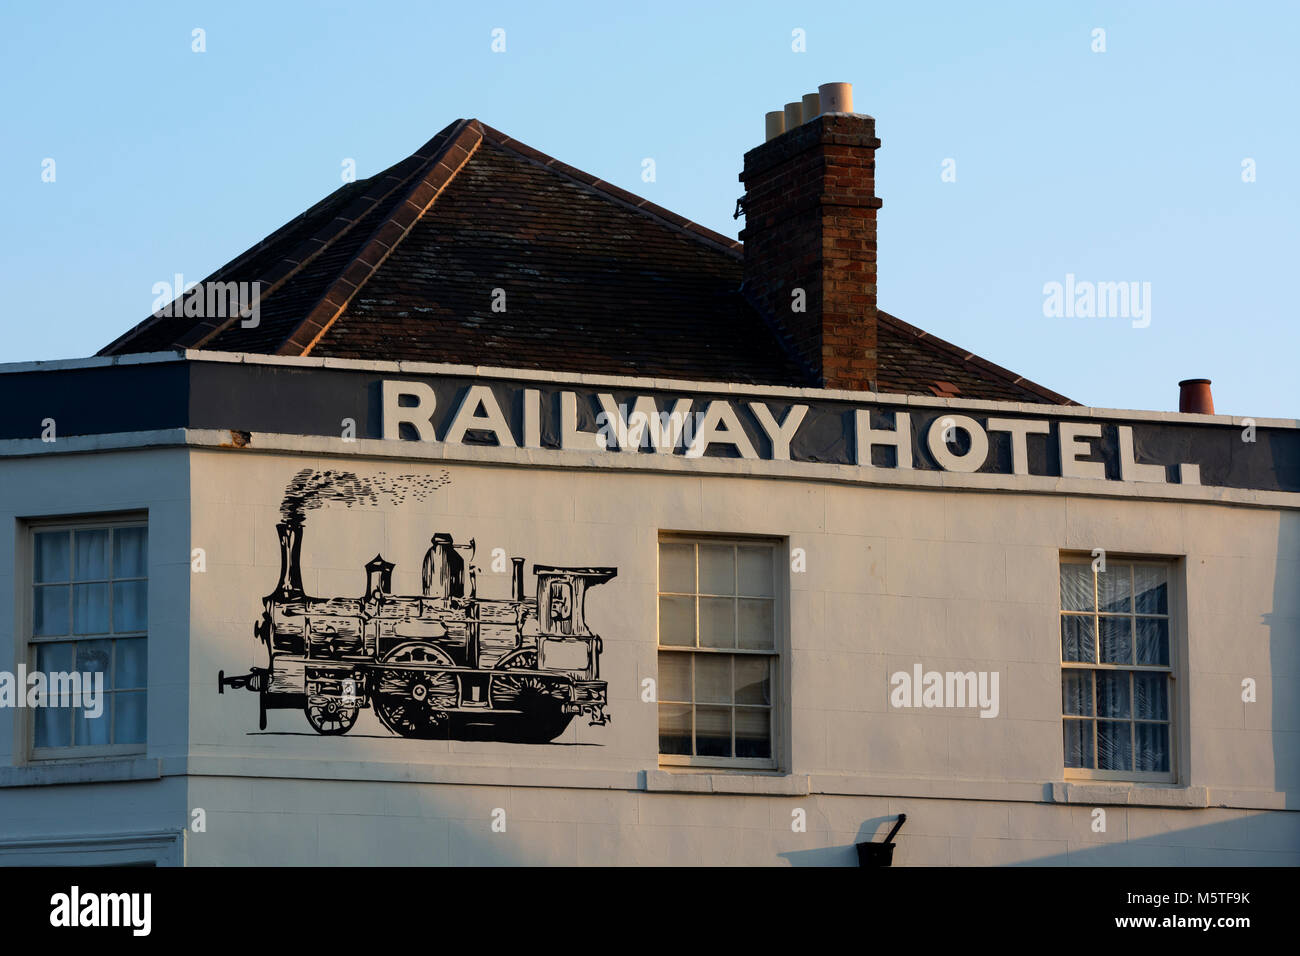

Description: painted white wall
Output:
[178,449,1299,865]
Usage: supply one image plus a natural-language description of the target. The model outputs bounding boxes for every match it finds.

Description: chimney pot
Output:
[764,110,786,142]
[783,101,803,129]
[1178,379,1214,415]
[818,82,854,113]
[801,92,821,120]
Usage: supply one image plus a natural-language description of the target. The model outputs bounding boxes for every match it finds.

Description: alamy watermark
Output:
[0,666,104,717]
[1042,273,1150,328]
[50,886,150,936]
[890,664,1000,718]
[594,400,803,459]
[151,273,260,328]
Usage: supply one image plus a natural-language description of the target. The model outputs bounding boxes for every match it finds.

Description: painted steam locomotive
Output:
[218,521,615,743]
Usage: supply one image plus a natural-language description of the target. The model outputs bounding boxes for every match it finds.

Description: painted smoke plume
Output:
[279,468,451,525]
[273,469,452,599]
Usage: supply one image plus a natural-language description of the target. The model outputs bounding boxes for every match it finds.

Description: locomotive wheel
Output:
[490,649,574,743]
[373,642,458,739]
[304,698,359,735]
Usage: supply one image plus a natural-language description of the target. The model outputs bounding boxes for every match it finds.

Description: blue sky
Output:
[2,1,1296,416]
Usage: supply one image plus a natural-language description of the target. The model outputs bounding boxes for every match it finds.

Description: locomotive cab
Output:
[532,566,616,727]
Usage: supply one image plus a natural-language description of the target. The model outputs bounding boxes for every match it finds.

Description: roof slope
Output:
[101,120,1072,404]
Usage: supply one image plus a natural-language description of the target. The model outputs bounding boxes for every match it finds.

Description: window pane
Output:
[699,597,735,649]
[1096,671,1131,718]
[35,532,70,583]
[658,596,695,646]
[658,704,692,755]
[1098,565,1132,613]
[113,527,148,578]
[1062,671,1093,716]
[659,542,695,593]
[695,654,731,703]
[75,530,110,580]
[1134,565,1168,615]
[1060,616,1095,663]
[35,641,74,676]
[737,547,774,597]
[75,639,112,683]
[695,706,732,758]
[1136,617,1169,667]
[1099,616,1132,664]
[112,580,147,632]
[735,708,771,759]
[737,599,774,649]
[1060,564,1093,611]
[73,583,111,635]
[735,656,771,705]
[1134,672,1169,721]
[1063,719,1094,768]
[33,585,70,636]
[657,652,690,702]
[115,638,148,689]
[1097,720,1133,771]
[34,704,71,748]
[1135,722,1170,772]
[699,545,735,595]
[114,692,147,745]
[74,698,111,747]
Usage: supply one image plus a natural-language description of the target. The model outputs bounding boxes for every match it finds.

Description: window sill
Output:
[1051,781,1209,808]
[0,829,184,866]
[0,756,162,788]
[644,769,810,795]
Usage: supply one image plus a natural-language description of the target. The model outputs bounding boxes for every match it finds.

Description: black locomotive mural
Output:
[218,469,616,744]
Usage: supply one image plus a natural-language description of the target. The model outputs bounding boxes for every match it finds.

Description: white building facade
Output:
[1,351,1296,866]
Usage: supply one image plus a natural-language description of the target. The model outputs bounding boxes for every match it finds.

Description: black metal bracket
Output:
[856,813,906,867]
[733,195,747,220]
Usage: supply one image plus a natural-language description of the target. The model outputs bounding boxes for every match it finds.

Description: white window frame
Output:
[1059,553,1181,784]
[656,534,786,772]
[20,513,148,762]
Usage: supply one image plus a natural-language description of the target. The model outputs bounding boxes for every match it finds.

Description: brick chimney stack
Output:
[739,93,882,391]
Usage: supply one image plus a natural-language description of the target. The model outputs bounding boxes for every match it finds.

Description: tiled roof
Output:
[100,120,1073,404]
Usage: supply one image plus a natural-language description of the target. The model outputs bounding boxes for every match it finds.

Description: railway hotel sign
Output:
[2,357,1296,494]
[378,379,1299,493]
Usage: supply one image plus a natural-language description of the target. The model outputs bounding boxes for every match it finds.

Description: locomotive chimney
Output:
[511,557,526,601]
[275,522,305,598]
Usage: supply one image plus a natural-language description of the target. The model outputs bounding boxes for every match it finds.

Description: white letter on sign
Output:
[442,385,517,448]
[685,402,758,459]
[748,402,808,460]
[985,418,1049,476]
[1117,425,1165,483]
[926,415,988,473]
[1059,421,1105,480]
[382,381,437,442]
[854,409,912,469]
